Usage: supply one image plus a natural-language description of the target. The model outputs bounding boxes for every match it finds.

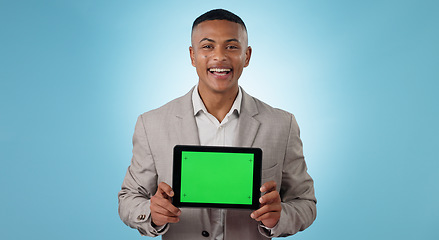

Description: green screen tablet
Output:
[173,145,262,209]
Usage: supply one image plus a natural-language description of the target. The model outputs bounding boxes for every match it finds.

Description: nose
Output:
[212,47,227,61]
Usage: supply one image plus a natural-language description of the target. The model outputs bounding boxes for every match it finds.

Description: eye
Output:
[226,45,239,50]
[202,45,213,49]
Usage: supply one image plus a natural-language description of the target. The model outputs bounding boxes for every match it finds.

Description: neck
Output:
[197,84,239,122]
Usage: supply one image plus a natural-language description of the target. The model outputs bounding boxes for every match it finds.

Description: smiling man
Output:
[190,18,250,121]
[118,9,316,240]
[189,17,251,129]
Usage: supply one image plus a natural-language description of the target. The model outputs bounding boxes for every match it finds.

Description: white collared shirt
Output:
[192,85,242,146]
[191,85,242,240]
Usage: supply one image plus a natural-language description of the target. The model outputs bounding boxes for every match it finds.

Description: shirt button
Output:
[201,231,209,237]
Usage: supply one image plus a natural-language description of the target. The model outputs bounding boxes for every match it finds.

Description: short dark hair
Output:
[192,9,247,32]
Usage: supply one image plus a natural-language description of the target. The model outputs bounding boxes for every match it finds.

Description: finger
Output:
[153,215,180,224]
[150,196,181,216]
[255,211,280,223]
[250,203,281,220]
[151,195,181,216]
[150,196,181,226]
[260,180,277,193]
[157,182,174,198]
[151,203,180,217]
[259,191,281,205]
[151,211,180,226]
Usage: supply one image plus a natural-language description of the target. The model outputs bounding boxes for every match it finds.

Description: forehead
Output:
[191,20,247,43]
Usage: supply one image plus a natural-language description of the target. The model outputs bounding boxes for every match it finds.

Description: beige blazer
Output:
[118,88,316,240]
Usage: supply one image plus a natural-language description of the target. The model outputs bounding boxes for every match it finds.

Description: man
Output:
[118,9,316,239]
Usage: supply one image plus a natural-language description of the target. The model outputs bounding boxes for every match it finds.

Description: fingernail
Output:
[250,213,255,218]
[259,197,263,203]
[170,191,174,196]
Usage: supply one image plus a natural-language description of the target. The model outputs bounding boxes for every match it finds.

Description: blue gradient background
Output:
[1,0,438,239]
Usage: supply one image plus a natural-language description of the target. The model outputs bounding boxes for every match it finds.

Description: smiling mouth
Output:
[209,68,232,76]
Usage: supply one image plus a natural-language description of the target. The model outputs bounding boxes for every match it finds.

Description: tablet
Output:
[173,145,262,209]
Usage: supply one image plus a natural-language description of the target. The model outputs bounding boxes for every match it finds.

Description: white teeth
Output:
[209,68,231,72]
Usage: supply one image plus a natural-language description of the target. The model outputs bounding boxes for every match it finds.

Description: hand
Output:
[150,182,181,227]
[250,180,281,228]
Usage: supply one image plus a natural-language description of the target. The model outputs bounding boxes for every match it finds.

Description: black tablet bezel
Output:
[172,145,262,210]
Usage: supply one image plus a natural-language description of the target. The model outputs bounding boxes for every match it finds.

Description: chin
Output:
[210,81,236,91]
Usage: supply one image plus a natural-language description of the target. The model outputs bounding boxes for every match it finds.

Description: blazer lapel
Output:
[173,87,259,147]
[235,89,260,147]
[175,87,200,145]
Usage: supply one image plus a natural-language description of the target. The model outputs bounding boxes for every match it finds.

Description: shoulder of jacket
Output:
[251,96,294,120]
[139,91,190,119]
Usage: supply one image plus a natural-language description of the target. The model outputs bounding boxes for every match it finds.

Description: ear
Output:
[244,46,252,67]
[189,46,196,67]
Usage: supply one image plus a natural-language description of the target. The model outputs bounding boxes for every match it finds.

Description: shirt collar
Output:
[192,85,242,116]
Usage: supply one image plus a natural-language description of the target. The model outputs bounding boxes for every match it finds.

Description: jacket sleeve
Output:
[258,115,317,237]
[118,115,170,236]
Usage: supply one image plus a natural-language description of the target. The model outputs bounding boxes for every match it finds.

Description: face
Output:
[190,20,252,95]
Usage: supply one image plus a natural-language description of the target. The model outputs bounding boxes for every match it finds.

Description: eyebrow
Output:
[199,38,241,44]
[199,38,215,43]
[225,38,240,43]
